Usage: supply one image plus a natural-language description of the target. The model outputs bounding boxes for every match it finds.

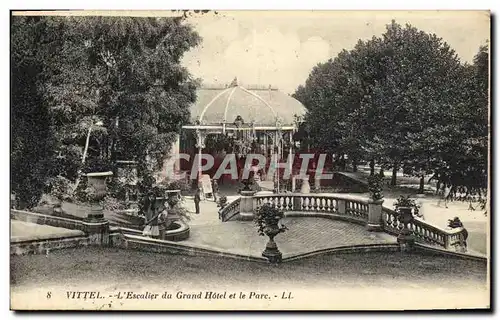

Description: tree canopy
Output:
[294,21,489,194]
[11,16,201,208]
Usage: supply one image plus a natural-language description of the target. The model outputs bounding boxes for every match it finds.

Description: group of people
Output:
[141,193,170,240]
[141,179,220,239]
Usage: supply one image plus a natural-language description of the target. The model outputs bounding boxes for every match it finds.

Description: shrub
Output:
[46,176,73,204]
[254,203,287,236]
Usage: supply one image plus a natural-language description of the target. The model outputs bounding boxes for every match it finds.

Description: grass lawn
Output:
[10,247,489,310]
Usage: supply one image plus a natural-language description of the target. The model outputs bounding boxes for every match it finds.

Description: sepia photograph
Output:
[9,9,490,311]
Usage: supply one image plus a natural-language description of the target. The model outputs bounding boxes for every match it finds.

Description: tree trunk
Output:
[391,162,398,186]
[418,175,425,194]
[352,159,358,173]
[369,158,375,176]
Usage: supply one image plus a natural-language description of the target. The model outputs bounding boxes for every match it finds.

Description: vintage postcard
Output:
[10,10,490,311]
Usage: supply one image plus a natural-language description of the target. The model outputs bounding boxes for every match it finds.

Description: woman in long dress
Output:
[142,193,155,237]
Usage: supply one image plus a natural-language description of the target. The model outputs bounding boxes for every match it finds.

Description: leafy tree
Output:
[11,16,61,208]
[11,16,202,207]
[45,16,201,182]
[295,20,487,194]
[367,21,464,187]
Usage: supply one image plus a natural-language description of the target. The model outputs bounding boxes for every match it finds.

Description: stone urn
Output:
[396,206,415,248]
[255,204,287,263]
[262,221,284,263]
[85,171,113,222]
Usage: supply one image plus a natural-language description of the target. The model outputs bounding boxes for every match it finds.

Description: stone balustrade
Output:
[219,197,241,222]
[219,193,469,252]
[382,207,468,251]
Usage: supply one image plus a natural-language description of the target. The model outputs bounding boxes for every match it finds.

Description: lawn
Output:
[10,246,489,310]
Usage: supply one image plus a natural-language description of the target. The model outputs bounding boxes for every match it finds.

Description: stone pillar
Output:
[83,219,110,246]
[337,199,346,214]
[239,190,257,220]
[366,199,384,231]
[300,178,310,194]
[314,176,321,191]
[291,175,297,193]
[293,196,302,211]
[195,129,206,182]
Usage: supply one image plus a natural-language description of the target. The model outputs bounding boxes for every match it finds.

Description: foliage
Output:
[217,195,228,208]
[447,217,464,229]
[11,16,58,208]
[46,176,73,204]
[367,175,384,201]
[161,179,190,192]
[254,203,287,236]
[103,195,128,212]
[394,195,420,216]
[167,196,191,222]
[294,20,488,192]
[11,16,201,207]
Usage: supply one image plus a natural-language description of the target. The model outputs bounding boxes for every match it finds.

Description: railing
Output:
[219,198,241,222]
[382,207,468,250]
[253,193,369,223]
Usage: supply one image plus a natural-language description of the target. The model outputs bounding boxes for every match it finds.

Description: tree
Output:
[11,16,202,207]
[45,16,201,181]
[429,45,489,198]
[367,21,465,187]
[295,20,480,190]
[11,16,61,208]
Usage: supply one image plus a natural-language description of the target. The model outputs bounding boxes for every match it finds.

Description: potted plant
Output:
[368,175,384,202]
[447,217,468,252]
[394,195,420,218]
[254,203,287,263]
[393,195,419,248]
[217,195,228,208]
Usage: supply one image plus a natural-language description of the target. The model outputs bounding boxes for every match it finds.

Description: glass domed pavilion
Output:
[167,78,307,185]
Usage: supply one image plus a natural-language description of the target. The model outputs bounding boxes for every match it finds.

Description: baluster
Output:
[313,197,319,211]
[302,196,308,211]
[317,198,323,211]
[306,197,312,211]
[287,196,293,210]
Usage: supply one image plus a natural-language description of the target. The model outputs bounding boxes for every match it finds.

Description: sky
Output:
[181,11,490,94]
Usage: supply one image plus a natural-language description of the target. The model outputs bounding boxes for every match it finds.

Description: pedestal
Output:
[262,237,282,263]
[397,229,415,252]
[300,178,310,194]
[239,190,257,220]
[83,218,110,246]
[314,177,321,191]
[396,208,415,252]
[366,199,384,231]
[85,203,106,223]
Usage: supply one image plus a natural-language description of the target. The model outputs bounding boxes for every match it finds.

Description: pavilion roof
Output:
[189,84,306,126]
